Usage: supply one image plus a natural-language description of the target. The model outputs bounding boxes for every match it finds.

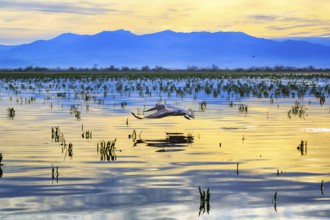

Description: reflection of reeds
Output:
[51,164,59,183]
[321,180,324,196]
[272,191,278,212]
[198,186,211,216]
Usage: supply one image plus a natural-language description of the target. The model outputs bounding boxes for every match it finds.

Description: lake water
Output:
[0,72,329,219]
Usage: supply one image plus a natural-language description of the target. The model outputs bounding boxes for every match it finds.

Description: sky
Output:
[0,0,329,45]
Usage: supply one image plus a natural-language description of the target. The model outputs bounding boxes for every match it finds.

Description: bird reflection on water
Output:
[129,131,194,152]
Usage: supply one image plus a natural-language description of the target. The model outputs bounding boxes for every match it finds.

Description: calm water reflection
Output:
[0,73,329,219]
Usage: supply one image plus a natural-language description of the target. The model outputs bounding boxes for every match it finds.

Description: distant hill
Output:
[271,37,330,47]
[0,45,16,52]
[1,30,330,68]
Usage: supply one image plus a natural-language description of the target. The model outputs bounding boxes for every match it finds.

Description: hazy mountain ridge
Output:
[0,30,330,68]
[271,37,330,47]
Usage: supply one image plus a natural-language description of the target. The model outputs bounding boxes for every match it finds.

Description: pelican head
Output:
[171,106,195,120]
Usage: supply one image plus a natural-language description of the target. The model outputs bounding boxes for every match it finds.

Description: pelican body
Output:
[132,104,194,120]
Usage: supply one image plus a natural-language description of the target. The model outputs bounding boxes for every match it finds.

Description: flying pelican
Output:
[132,104,194,120]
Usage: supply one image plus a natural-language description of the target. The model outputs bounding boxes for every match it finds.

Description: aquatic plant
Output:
[272,191,278,212]
[51,164,59,183]
[238,104,248,114]
[297,140,307,156]
[229,101,234,108]
[7,107,15,119]
[186,132,194,143]
[321,180,324,195]
[51,126,64,143]
[199,101,207,111]
[198,186,211,216]
[288,102,308,119]
[97,138,118,162]
[70,105,81,119]
[2,71,329,109]
[121,101,127,108]
[128,130,137,142]
[82,130,92,139]
[68,143,73,157]
[277,169,286,176]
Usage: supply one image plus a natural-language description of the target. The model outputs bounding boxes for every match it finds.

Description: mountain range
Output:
[271,37,330,47]
[0,30,330,69]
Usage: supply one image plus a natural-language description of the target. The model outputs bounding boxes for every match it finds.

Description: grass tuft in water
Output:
[98,138,118,162]
[288,101,308,119]
[7,107,15,119]
[198,186,211,216]
[297,140,307,156]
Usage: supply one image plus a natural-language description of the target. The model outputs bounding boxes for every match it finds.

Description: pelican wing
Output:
[144,104,166,112]
[145,107,176,118]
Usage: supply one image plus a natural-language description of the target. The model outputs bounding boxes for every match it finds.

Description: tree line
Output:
[1,65,330,72]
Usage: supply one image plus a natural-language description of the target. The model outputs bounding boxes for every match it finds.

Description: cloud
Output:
[268,24,316,31]
[0,27,32,32]
[288,31,316,36]
[167,8,178,13]
[266,15,330,33]
[248,15,278,22]
[279,16,330,25]
[0,0,121,15]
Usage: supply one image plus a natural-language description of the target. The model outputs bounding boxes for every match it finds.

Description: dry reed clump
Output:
[7,107,15,119]
[97,138,117,162]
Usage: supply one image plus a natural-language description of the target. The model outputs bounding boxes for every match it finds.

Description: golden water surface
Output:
[0,73,329,219]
